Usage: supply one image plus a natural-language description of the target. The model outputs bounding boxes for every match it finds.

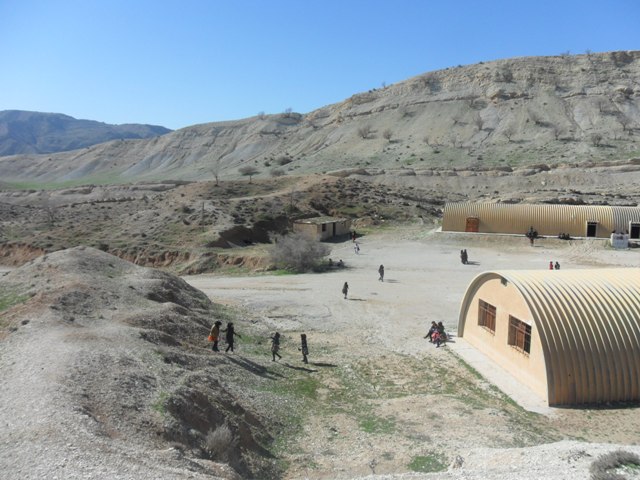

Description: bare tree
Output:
[239,165,259,183]
[590,133,603,146]
[382,129,393,142]
[269,232,330,272]
[40,192,57,227]
[210,156,223,186]
[283,107,293,118]
[422,135,431,146]
[617,114,631,132]
[552,125,564,140]
[257,111,266,120]
[503,125,515,142]
[473,113,484,131]
[358,125,373,139]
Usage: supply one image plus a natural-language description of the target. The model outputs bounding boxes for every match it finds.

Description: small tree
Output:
[590,133,603,146]
[239,165,259,183]
[270,168,285,177]
[382,129,393,142]
[210,156,222,186]
[270,232,330,272]
[358,125,372,139]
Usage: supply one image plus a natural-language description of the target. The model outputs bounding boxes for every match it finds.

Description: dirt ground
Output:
[184,227,640,479]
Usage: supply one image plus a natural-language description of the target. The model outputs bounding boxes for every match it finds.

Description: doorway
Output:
[630,222,640,239]
[586,222,597,237]
[465,217,479,233]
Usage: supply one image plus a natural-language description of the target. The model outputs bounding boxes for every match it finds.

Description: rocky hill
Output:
[0,246,283,479]
[0,110,171,156]
[0,51,638,186]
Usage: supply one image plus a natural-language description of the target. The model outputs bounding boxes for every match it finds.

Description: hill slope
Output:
[0,51,638,186]
[0,110,171,156]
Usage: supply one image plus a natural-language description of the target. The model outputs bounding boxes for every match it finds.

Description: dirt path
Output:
[184,228,640,478]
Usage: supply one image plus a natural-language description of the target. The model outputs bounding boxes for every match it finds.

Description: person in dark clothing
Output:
[424,321,438,342]
[342,282,349,299]
[299,333,309,364]
[555,261,561,270]
[222,322,241,352]
[270,332,282,361]
[378,265,385,281]
[209,320,222,351]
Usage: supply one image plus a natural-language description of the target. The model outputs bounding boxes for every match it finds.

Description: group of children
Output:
[209,323,309,363]
[425,321,447,347]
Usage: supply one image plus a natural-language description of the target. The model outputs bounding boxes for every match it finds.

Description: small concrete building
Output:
[458,269,640,406]
[443,203,640,239]
[292,216,351,241]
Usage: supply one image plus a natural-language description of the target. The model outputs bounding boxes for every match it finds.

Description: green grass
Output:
[151,391,169,416]
[408,452,448,473]
[0,291,31,313]
[358,414,396,434]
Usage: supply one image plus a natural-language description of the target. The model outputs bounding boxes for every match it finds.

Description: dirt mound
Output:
[0,247,281,479]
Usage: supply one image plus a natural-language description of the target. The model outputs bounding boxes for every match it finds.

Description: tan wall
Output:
[293,223,321,241]
[442,203,640,238]
[460,275,548,400]
[293,219,352,241]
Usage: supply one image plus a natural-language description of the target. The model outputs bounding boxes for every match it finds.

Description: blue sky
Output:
[1,0,638,130]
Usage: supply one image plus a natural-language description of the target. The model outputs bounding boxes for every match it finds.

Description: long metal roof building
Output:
[458,268,640,406]
[443,203,640,238]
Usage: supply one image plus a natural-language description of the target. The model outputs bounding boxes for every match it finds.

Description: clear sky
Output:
[1,0,638,130]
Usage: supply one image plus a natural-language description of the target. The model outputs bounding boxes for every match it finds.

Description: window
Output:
[321,223,327,232]
[478,300,496,333]
[508,316,531,354]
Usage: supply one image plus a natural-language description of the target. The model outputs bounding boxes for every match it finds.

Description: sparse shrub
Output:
[590,450,640,480]
[270,232,330,272]
[358,125,373,139]
[590,133,603,147]
[383,129,393,142]
[205,423,238,461]
[270,168,285,177]
[277,156,293,166]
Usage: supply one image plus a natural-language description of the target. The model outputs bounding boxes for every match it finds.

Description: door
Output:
[586,222,597,238]
[465,217,479,233]
[630,222,640,239]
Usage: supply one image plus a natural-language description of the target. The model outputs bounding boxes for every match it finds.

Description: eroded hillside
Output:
[0,51,638,186]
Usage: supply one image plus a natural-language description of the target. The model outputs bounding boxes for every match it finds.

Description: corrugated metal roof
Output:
[293,216,349,225]
[458,269,640,405]
[442,203,640,237]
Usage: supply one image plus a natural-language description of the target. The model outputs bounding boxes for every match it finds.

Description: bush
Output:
[270,233,330,272]
[590,450,640,480]
[205,423,237,461]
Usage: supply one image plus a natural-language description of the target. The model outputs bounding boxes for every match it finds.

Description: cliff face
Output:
[1,51,639,185]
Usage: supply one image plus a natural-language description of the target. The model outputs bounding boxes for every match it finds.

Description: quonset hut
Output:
[442,203,640,239]
[458,269,640,406]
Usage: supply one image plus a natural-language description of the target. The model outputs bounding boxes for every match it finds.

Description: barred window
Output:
[508,316,531,354]
[478,300,496,333]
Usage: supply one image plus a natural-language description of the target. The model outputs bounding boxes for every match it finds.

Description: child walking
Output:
[271,332,282,361]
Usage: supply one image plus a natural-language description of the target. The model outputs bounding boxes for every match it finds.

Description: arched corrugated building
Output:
[458,269,640,406]
[443,203,640,239]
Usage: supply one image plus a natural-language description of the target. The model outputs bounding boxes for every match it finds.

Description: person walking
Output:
[342,282,349,299]
[222,322,241,353]
[299,333,309,364]
[555,261,561,270]
[378,265,385,282]
[354,243,360,254]
[209,320,222,352]
[270,332,282,361]
[549,261,554,270]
